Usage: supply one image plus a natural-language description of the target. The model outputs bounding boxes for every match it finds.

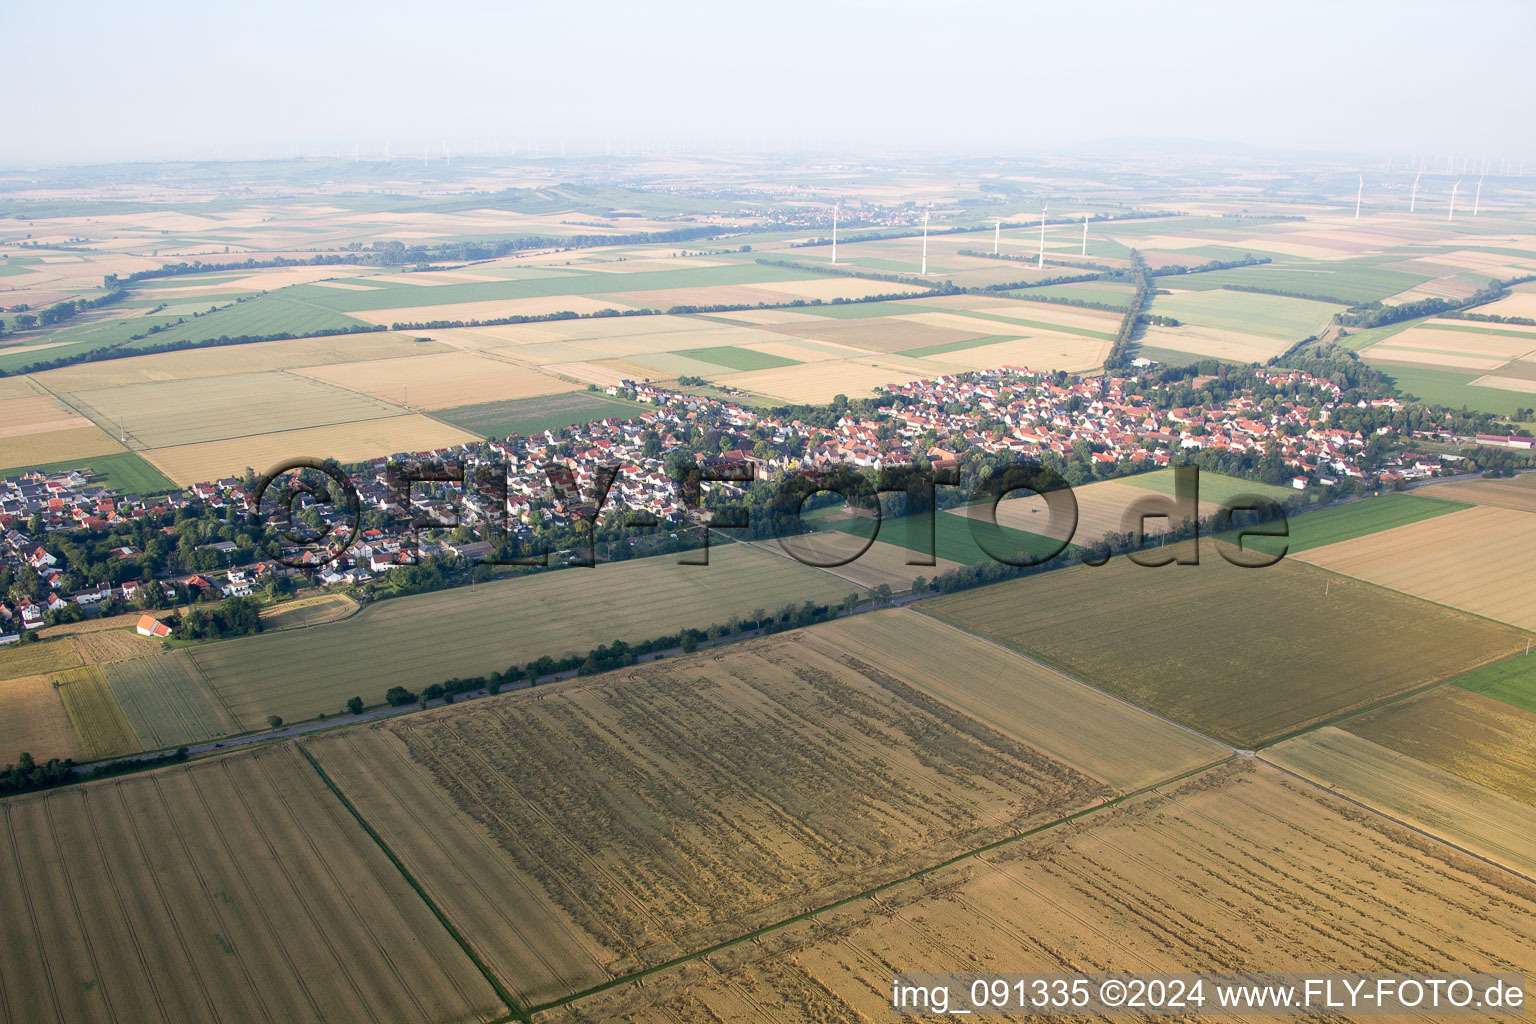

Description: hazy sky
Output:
[7,0,1533,165]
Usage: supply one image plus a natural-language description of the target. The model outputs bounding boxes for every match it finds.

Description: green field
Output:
[671,345,800,370]
[1452,654,1536,714]
[283,262,819,313]
[0,451,175,493]
[1147,289,1342,340]
[0,314,186,373]
[1120,467,1296,505]
[186,543,863,732]
[952,308,1118,341]
[435,390,648,437]
[118,294,370,348]
[105,652,235,750]
[899,334,1015,358]
[922,547,1522,747]
[1162,262,1433,305]
[1015,284,1135,308]
[1224,493,1471,557]
[1376,366,1530,416]
[829,508,1073,566]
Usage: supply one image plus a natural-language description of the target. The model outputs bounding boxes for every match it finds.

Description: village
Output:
[0,362,1504,642]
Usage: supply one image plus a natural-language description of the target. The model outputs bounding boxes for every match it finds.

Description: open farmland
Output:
[295,350,581,408]
[436,391,647,438]
[0,425,126,472]
[1451,653,1536,714]
[105,652,238,751]
[28,331,450,390]
[186,543,861,732]
[1220,492,1469,556]
[140,413,478,486]
[1297,504,1536,630]
[114,293,371,347]
[1421,471,1536,512]
[0,451,174,493]
[1343,686,1536,806]
[1147,288,1343,339]
[1266,728,1536,877]
[64,370,402,449]
[0,674,80,765]
[257,593,358,631]
[0,743,506,1024]
[307,622,1111,1004]
[53,665,139,759]
[922,541,1523,747]
[0,637,81,682]
[754,536,962,591]
[544,762,1536,1023]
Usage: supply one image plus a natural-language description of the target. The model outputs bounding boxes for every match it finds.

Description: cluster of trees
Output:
[1338,274,1536,330]
[1220,283,1357,306]
[0,746,188,797]
[180,595,264,640]
[1104,250,1151,370]
[752,256,953,292]
[1449,311,1536,327]
[372,225,728,266]
[1137,313,1182,327]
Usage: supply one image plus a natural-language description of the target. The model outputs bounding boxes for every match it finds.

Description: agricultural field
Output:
[1296,504,1536,630]
[1342,685,1536,806]
[436,391,648,438]
[756,536,961,591]
[546,762,1536,1023]
[257,593,358,631]
[294,350,581,408]
[0,743,507,1024]
[1376,365,1530,416]
[114,293,371,347]
[1147,288,1343,340]
[1220,492,1469,556]
[0,637,82,681]
[65,371,403,450]
[0,451,176,493]
[53,665,139,760]
[923,540,1524,747]
[307,620,1113,1004]
[825,506,1071,566]
[0,674,80,765]
[105,652,238,751]
[1450,652,1536,714]
[140,413,478,486]
[186,543,861,732]
[0,424,126,473]
[1421,470,1536,511]
[1266,728,1536,877]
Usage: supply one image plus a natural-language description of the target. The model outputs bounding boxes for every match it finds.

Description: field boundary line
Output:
[525,755,1233,1015]
[295,741,530,1024]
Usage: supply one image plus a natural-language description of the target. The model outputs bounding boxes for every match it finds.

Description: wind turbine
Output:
[1448,180,1460,222]
[353,143,359,164]
[831,203,839,265]
[384,141,390,163]
[1410,171,1421,213]
[1354,174,1363,220]
[993,218,1001,255]
[1081,213,1090,256]
[1474,175,1484,216]
[423,146,429,168]
[920,211,929,276]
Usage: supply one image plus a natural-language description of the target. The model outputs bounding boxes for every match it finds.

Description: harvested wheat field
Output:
[752,535,961,591]
[308,625,1109,1004]
[0,674,80,765]
[946,476,1233,544]
[1298,504,1536,630]
[30,333,450,390]
[1266,727,1536,877]
[713,359,919,403]
[0,424,126,470]
[1343,686,1536,806]
[924,541,1524,747]
[0,743,506,1024]
[142,413,479,486]
[66,371,401,449]
[1420,472,1536,512]
[0,394,91,437]
[0,637,81,681]
[258,593,358,631]
[70,628,161,665]
[296,350,579,408]
[53,665,139,760]
[541,761,1536,1024]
